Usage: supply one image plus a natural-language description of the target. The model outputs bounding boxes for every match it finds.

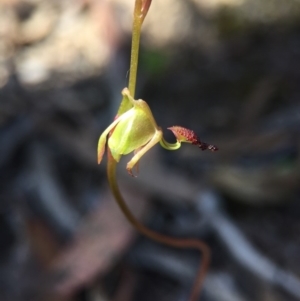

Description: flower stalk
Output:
[118,0,152,115]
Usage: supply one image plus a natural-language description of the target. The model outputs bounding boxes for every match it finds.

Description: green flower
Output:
[98,88,218,176]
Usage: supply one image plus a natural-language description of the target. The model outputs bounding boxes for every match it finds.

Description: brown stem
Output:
[107,151,210,301]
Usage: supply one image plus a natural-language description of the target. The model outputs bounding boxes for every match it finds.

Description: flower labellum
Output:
[168,126,218,151]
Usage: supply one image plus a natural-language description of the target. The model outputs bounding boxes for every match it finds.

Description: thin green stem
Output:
[128,7,143,98]
[107,151,210,301]
[129,0,152,97]
[118,0,151,115]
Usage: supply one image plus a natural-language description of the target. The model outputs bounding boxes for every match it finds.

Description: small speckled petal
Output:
[168,126,218,151]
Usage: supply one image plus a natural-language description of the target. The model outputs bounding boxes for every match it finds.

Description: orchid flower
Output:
[97,88,218,176]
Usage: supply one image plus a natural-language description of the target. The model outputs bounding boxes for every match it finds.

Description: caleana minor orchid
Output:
[97,1,218,301]
[97,87,217,176]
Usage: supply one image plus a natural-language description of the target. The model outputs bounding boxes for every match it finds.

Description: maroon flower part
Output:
[141,0,152,15]
[168,126,218,151]
[135,0,152,23]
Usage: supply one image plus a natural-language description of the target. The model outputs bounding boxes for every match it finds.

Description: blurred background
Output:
[1,0,300,300]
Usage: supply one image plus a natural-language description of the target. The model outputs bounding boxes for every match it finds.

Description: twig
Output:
[197,190,300,299]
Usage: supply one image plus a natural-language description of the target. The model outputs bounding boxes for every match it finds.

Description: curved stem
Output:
[160,136,181,150]
[107,152,210,301]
